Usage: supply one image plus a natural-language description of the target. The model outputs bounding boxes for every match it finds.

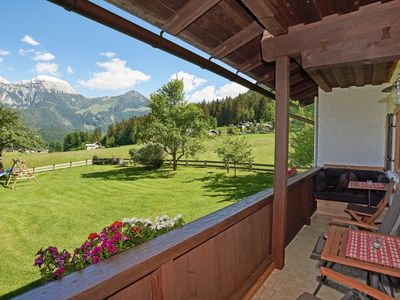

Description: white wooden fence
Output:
[29,160,92,174]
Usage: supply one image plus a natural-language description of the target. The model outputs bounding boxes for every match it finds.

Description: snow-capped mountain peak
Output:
[28,75,76,94]
[0,76,9,84]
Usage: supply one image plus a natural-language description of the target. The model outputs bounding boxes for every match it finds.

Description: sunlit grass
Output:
[0,165,273,297]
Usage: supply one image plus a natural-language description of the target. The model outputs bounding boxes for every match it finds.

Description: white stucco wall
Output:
[316,84,391,168]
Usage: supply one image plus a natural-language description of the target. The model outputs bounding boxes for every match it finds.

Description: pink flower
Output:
[108,244,117,253]
[92,256,101,264]
[53,267,65,278]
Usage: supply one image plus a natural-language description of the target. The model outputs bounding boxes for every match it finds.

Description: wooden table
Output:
[348,181,387,208]
[321,226,400,278]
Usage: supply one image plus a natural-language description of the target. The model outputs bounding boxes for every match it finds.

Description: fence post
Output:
[53,164,55,171]
[249,161,253,172]
[33,167,35,174]
[224,160,228,170]
[204,160,207,168]
[186,159,188,167]
[70,162,72,168]
[86,159,88,166]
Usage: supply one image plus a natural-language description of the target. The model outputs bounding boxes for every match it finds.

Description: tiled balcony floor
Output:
[252,214,398,300]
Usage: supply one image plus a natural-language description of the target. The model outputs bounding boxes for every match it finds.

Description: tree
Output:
[92,127,102,143]
[0,105,44,158]
[142,79,207,171]
[289,103,314,168]
[216,136,254,176]
[289,123,314,168]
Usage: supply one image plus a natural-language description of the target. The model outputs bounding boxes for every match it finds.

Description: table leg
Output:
[313,261,336,296]
[368,189,371,208]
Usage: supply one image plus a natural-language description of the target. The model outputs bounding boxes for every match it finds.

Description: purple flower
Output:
[34,256,44,267]
[111,232,122,243]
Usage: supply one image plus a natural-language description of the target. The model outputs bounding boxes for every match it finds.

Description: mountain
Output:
[0,76,150,141]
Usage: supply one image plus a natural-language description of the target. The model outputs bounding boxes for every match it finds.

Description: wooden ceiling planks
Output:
[107,0,396,105]
[163,0,221,36]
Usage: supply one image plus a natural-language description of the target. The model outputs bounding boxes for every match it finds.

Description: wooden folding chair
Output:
[332,179,395,229]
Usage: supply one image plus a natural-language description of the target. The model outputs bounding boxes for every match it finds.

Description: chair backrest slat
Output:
[367,179,395,224]
[378,186,400,235]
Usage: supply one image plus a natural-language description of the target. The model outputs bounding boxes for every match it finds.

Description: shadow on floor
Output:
[81,166,175,181]
[187,171,274,203]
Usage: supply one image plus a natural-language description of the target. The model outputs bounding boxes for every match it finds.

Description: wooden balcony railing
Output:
[16,167,321,300]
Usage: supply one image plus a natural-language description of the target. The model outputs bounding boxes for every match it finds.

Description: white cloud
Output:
[189,82,248,102]
[34,51,55,61]
[35,62,59,76]
[19,49,34,56]
[0,58,3,64]
[100,51,116,58]
[67,66,74,74]
[21,35,39,46]
[216,82,248,98]
[0,49,10,56]
[79,58,150,90]
[169,71,206,93]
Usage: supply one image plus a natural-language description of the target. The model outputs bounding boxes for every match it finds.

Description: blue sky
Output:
[0,0,249,101]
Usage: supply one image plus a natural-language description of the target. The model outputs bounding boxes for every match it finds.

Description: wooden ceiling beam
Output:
[262,1,400,63]
[238,55,264,73]
[163,0,221,36]
[211,21,264,59]
[306,70,332,92]
[241,0,288,36]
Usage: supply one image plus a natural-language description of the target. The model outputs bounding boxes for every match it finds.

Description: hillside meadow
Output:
[2,133,275,168]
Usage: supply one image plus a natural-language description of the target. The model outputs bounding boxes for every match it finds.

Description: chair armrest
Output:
[320,267,394,300]
[331,218,378,231]
[344,209,373,217]
[344,209,364,223]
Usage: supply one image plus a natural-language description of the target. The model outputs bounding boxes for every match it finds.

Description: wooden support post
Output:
[272,56,290,270]
[86,159,88,166]
[204,160,207,168]
[70,162,72,168]
[53,164,56,171]
[186,159,188,167]
[32,167,35,174]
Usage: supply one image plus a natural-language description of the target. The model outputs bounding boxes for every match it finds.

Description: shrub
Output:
[226,125,239,135]
[34,215,184,281]
[132,144,164,168]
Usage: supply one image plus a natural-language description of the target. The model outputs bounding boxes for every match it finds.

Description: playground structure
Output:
[3,159,39,189]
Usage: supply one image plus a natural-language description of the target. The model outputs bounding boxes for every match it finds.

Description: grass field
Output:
[1,133,275,169]
[0,165,273,297]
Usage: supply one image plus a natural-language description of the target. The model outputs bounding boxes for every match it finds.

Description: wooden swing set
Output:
[4,159,39,189]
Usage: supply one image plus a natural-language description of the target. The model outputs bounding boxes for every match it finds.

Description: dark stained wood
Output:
[262,1,400,61]
[108,275,152,300]
[163,0,221,35]
[211,21,263,59]
[306,70,332,92]
[301,36,400,70]
[241,0,288,36]
[238,54,264,73]
[272,56,290,270]
[287,0,322,24]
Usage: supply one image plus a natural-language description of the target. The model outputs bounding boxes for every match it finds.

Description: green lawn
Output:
[1,133,275,168]
[0,165,273,297]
